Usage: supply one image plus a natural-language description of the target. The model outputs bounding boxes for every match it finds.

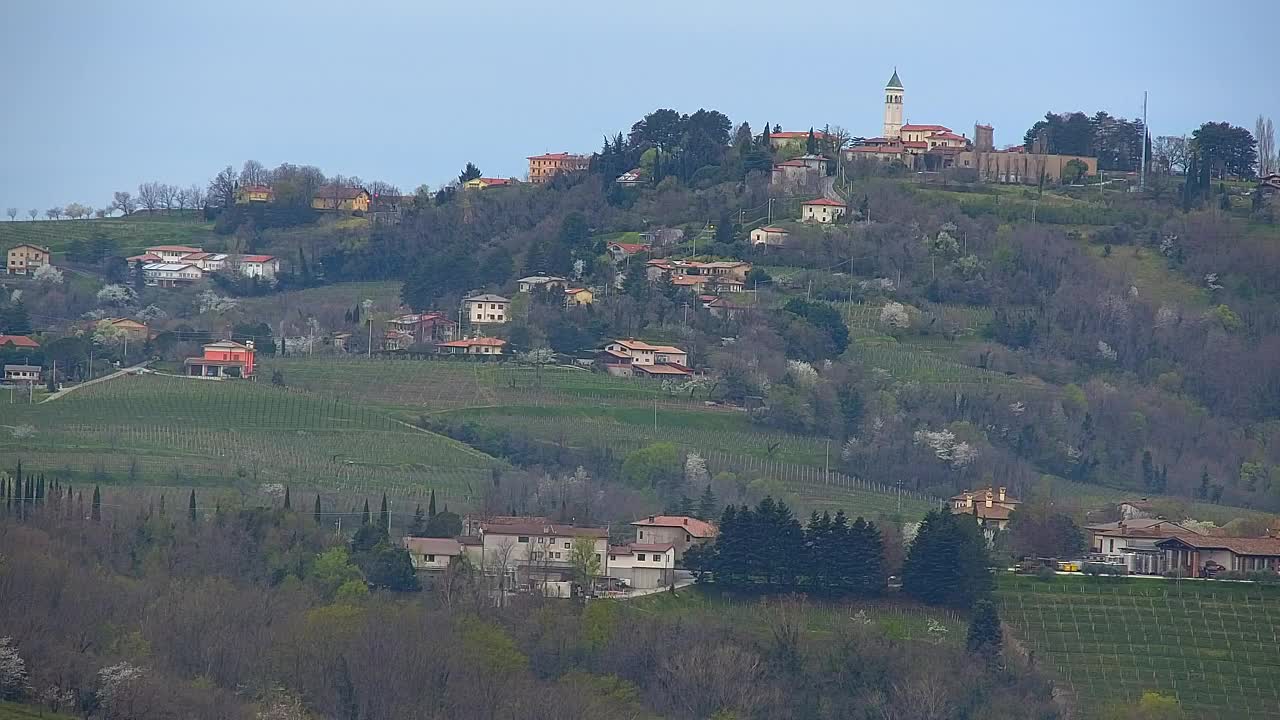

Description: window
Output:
[1109,539,1114,552]
[563,542,571,549]
[609,554,616,562]
[637,554,646,561]
[426,554,435,562]
[518,536,529,543]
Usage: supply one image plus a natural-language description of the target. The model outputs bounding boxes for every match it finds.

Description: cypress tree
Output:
[697,484,717,520]
[283,485,292,511]
[849,517,886,596]
[379,493,389,532]
[409,504,427,537]
[314,495,322,524]
[806,127,817,154]
[158,494,166,517]
[428,489,437,518]
[188,490,197,523]
[91,485,102,521]
[361,499,371,525]
[966,599,1004,665]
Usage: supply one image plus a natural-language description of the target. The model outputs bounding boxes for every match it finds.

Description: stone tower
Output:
[975,124,994,152]
[883,68,904,140]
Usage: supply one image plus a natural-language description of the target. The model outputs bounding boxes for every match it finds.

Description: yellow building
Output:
[312,186,371,212]
[463,177,516,190]
[527,153,589,184]
[564,287,594,306]
[6,243,50,276]
[235,185,274,204]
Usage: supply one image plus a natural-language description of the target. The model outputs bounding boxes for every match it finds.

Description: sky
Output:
[2,0,1277,212]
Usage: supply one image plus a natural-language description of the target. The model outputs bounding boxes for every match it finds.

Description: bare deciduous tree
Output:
[1153,136,1188,175]
[208,166,238,209]
[1257,115,1275,177]
[240,159,269,187]
[158,183,177,211]
[45,207,61,221]
[111,191,137,216]
[5,208,16,221]
[187,184,204,213]
[27,209,37,221]
[137,182,162,214]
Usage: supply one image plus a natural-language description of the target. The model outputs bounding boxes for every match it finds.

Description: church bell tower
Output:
[883,68,904,139]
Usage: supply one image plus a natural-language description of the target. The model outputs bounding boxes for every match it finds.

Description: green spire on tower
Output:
[886,68,903,89]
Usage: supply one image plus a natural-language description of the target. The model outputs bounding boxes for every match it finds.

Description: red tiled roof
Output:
[241,184,273,193]
[401,537,462,555]
[237,254,276,263]
[774,160,810,168]
[0,335,39,348]
[633,363,692,376]
[902,141,928,149]
[147,245,203,253]
[902,124,951,132]
[802,198,846,207]
[609,242,651,254]
[1158,535,1280,556]
[481,521,609,538]
[475,177,512,186]
[314,186,368,200]
[931,131,966,140]
[527,152,587,161]
[631,515,718,538]
[848,145,901,154]
[127,253,161,262]
[437,337,507,348]
[757,226,788,233]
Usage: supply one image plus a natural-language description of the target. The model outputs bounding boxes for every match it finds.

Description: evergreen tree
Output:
[696,484,717,520]
[379,493,390,532]
[91,485,101,521]
[361,499,371,525]
[424,510,463,538]
[1197,467,1211,500]
[678,495,695,517]
[902,510,992,608]
[314,495,322,524]
[966,599,1004,665]
[805,511,834,591]
[409,504,428,536]
[848,517,886,596]
[188,489,197,523]
[283,485,292,511]
[1140,450,1155,490]
[806,127,817,154]
[133,259,146,292]
[428,489,437,517]
[158,493,166,517]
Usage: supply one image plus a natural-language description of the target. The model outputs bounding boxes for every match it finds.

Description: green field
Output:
[0,373,497,505]
[0,702,76,720]
[997,574,1280,719]
[0,214,216,255]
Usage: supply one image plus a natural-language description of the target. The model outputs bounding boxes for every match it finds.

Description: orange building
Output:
[527,152,589,184]
[185,340,256,378]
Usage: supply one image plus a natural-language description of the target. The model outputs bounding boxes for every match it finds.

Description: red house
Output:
[185,340,256,378]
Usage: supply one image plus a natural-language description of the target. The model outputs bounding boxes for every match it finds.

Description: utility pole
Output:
[1140,90,1148,193]
[653,398,658,433]
[824,438,830,484]
[387,499,393,536]
[896,478,904,514]
[366,318,372,358]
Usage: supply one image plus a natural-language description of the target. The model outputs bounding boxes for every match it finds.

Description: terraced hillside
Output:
[0,214,215,255]
[997,574,1280,719]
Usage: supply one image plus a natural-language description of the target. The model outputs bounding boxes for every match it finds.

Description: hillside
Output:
[997,574,1280,719]
[0,214,216,255]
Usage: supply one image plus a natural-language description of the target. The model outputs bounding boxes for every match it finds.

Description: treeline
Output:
[0,499,1061,720]
[688,498,887,596]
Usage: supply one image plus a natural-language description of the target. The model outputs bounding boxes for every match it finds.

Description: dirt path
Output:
[41,361,151,403]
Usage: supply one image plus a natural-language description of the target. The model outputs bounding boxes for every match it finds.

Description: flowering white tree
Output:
[136,304,168,323]
[684,452,709,486]
[197,289,238,314]
[913,427,979,469]
[92,319,127,349]
[96,661,145,717]
[519,347,555,365]
[785,360,818,388]
[1096,340,1118,362]
[0,637,30,700]
[96,284,137,307]
[879,301,910,329]
[32,264,63,285]
[256,686,313,720]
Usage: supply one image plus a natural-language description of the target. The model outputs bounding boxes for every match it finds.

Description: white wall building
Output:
[463,294,511,324]
[607,543,676,589]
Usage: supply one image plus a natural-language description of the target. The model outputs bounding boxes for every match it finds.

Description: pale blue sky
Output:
[2,0,1276,211]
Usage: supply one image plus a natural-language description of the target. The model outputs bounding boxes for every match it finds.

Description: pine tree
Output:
[361,499,371,525]
[678,495,695,517]
[379,493,389,532]
[697,484,717,520]
[1197,467,1211,500]
[158,493,166,517]
[805,511,833,591]
[1140,450,1155,490]
[902,510,992,608]
[188,490,197,523]
[966,599,1003,665]
[806,127,817,154]
[314,495,322,524]
[283,485,292,511]
[409,505,428,537]
[91,485,101,521]
[849,517,886,596]
[428,489,437,517]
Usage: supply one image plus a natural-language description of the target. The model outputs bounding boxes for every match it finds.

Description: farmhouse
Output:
[235,185,274,204]
[1157,535,1280,577]
[6,243,51,276]
[949,486,1020,533]
[0,335,40,349]
[99,318,150,340]
[615,169,645,187]
[237,255,280,279]
[184,340,256,378]
[631,514,717,560]
[607,242,650,262]
[463,177,517,190]
[749,226,789,247]
[3,364,41,384]
[436,337,507,357]
[607,544,676,589]
[472,519,610,592]
[384,312,456,346]
[517,275,569,293]
[801,198,846,224]
[564,287,593,306]
[463,294,510,324]
[601,339,691,379]
[1087,518,1202,575]
[401,537,463,571]
[312,186,371,213]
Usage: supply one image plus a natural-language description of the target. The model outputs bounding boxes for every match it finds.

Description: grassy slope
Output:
[997,574,1280,719]
[1,373,496,505]
[0,215,217,256]
[0,702,76,720]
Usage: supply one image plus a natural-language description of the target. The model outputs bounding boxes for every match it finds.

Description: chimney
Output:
[683,518,688,525]
[648,515,655,522]
[986,494,993,509]
[965,492,973,509]
[998,486,1006,503]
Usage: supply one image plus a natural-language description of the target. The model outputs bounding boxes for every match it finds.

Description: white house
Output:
[237,254,280,279]
[463,294,510,324]
[517,275,569,293]
[607,543,676,589]
[473,518,610,591]
[3,364,41,384]
[630,515,717,560]
[801,198,847,224]
[142,262,204,287]
[401,537,463,571]
[604,339,688,367]
[145,245,203,263]
[749,226,789,247]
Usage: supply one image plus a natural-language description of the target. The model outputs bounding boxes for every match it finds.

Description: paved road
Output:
[41,361,151,403]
